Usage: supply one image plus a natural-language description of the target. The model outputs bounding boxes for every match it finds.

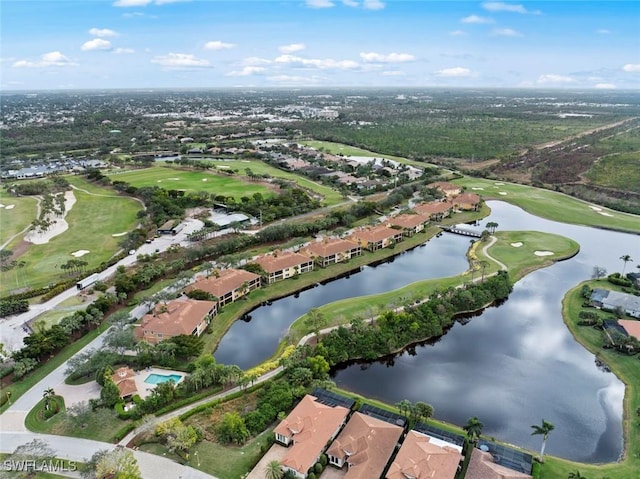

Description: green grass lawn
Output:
[29,296,88,329]
[299,139,439,170]
[0,190,39,247]
[108,165,272,200]
[203,159,344,206]
[453,177,640,233]
[0,177,141,295]
[534,281,640,479]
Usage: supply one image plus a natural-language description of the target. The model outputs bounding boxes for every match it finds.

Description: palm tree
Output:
[479,260,490,282]
[264,459,283,479]
[531,419,555,459]
[486,222,499,233]
[619,254,633,275]
[43,387,55,411]
[463,416,484,443]
[567,471,586,479]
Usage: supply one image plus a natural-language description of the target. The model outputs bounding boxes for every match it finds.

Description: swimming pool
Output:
[144,373,182,385]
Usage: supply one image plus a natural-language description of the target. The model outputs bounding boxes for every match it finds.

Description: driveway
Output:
[245,443,288,479]
[54,381,101,408]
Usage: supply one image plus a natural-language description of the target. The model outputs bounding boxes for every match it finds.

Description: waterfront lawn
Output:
[543,281,640,479]
[453,177,640,234]
[29,296,88,329]
[107,165,272,200]
[203,159,344,206]
[0,189,39,247]
[0,177,141,294]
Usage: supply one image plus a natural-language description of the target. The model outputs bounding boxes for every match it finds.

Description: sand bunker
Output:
[0,204,4,208]
[494,182,504,185]
[498,192,507,195]
[24,191,76,245]
[168,177,180,180]
[511,242,523,248]
[111,232,128,237]
[71,250,90,257]
[534,251,554,256]
[589,205,602,211]
[5,205,15,210]
[202,178,208,181]
[599,212,614,217]
[471,187,484,190]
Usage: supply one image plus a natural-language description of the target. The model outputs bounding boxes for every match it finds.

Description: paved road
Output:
[0,218,203,349]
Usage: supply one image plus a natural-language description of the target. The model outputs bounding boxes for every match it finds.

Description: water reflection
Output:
[332,201,638,462]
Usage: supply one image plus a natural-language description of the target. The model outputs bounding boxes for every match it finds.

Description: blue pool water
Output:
[144,373,182,385]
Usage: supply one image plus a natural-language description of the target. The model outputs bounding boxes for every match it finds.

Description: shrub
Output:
[314,462,323,474]
[115,401,132,420]
[319,454,328,467]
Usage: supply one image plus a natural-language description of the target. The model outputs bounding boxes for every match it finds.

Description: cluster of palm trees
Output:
[619,254,633,275]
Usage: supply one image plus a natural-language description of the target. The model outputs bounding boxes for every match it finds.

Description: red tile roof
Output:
[184,268,260,297]
[413,201,452,216]
[465,449,532,479]
[619,320,640,340]
[111,367,138,398]
[301,238,360,258]
[136,298,215,340]
[386,213,429,229]
[350,224,400,244]
[386,431,462,479]
[275,395,350,475]
[254,250,313,273]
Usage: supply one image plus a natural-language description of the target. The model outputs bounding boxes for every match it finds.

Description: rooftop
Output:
[301,237,360,258]
[137,298,215,339]
[349,224,401,244]
[254,250,313,273]
[185,268,260,297]
[386,430,462,479]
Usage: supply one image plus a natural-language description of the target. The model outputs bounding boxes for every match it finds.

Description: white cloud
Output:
[622,63,640,72]
[204,40,236,50]
[363,0,385,10]
[275,54,359,69]
[279,43,306,54]
[89,28,118,37]
[594,83,616,89]
[537,74,575,84]
[342,0,359,6]
[13,51,77,68]
[226,66,266,77]
[492,28,523,37]
[449,30,467,36]
[436,67,472,77]
[267,74,322,84]
[114,47,135,54]
[242,57,272,66]
[151,53,210,68]
[81,38,113,51]
[461,15,494,24]
[305,0,335,8]
[360,52,414,63]
[113,0,151,6]
[381,70,405,76]
[481,2,540,14]
[596,29,611,34]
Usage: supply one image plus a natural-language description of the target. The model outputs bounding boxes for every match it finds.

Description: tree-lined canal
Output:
[215,200,639,463]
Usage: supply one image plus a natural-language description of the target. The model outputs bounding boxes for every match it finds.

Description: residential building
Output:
[590,288,640,318]
[254,250,314,284]
[326,412,403,479]
[427,181,462,198]
[300,238,362,267]
[135,298,217,344]
[274,395,350,479]
[465,448,532,479]
[349,225,404,252]
[111,367,138,399]
[385,213,430,237]
[451,192,481,211]
[413,201,453,221]
[185,268,261,307]
[385,430,462,479]
[619,320,640,341]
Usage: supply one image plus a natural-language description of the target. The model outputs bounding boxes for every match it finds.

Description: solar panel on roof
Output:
[477,440,533,474]
[413,422,465,447]
[311,388,356,409]
[358,404,406,426]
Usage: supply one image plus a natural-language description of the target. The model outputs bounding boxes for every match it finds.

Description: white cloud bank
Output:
[275,54,359,70]
[537,74,575,84]
[226,66,266,77]
[279,43,306,54]
[481,2,541,15]
[436,67,472,77]
[622,63,640,72]
[204,40,235,50]
[151,53,210,68]
[360,52,415,63]
[13,51,76,68]
[492,28,523,37]
[89,28,118,37]
[81,38,112,51]
[461,15,494,24]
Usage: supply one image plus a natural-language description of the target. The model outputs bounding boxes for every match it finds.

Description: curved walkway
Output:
[481,235,507,271]
[69,184,146,209]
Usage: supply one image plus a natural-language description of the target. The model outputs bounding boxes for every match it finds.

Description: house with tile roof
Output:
[413,201,453,221]
[135,298,217,344]
[348,225,404,252]
[427,181,462,198]
[618,319,640,340]
[274,395,351,479]
[385,213,430,237]
[326,412,403,479]
[111,367,138,399]
[465,448,532,479]
[451,192,481,211]
[385,430,462,479]
[300,238,362,267]
[184,268,261,307]
[590,288,640,318]
[253,250,314,284]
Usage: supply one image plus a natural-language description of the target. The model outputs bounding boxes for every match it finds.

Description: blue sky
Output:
[1,0,638,90]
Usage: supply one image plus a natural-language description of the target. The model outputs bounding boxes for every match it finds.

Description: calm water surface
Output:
[216,200,640,462]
